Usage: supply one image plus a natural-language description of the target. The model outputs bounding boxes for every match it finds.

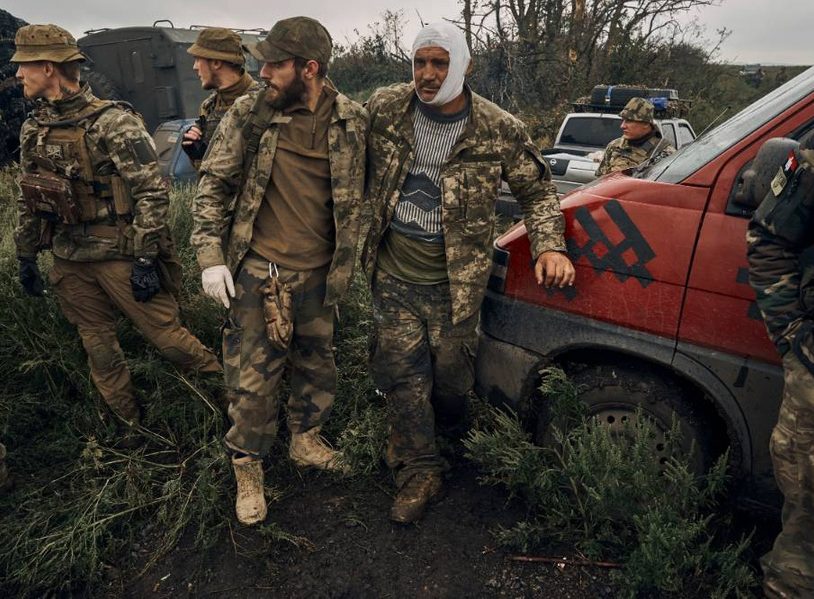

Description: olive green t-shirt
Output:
[250,86,337,270]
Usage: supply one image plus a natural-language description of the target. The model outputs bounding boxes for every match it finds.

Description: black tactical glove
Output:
[182,138,207,160]
[130,257,161,302]
[18,257,45,297]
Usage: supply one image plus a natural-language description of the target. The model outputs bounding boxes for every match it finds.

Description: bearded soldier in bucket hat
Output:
[595,97,675,176]
[12,24,222,445]
[191,16,367,525]
[182,28,260,171]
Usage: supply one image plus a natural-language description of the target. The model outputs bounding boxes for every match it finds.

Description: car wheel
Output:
[538,362,716,476]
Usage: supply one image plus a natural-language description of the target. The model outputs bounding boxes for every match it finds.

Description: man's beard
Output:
[265,75,306,110]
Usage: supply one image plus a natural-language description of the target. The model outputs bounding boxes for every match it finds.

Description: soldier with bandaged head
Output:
[363,22,575,524]
[12,24,221,445]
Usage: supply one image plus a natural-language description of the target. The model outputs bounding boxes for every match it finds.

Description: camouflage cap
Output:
[187,28,245,65]
[619,97,655,125]
[246,16,332,64]
[11,24,86,63]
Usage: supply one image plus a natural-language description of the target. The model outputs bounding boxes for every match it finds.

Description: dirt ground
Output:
[102,462,619,599]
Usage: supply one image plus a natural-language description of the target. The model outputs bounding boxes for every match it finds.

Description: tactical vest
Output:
[20,99,134,228]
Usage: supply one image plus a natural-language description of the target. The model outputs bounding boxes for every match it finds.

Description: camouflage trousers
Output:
[370,270,477,488]
[49,257,222,423]
[223,253,336,457]
[762,352,814,598]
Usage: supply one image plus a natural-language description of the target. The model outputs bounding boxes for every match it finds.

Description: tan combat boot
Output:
[289,426,349,473]
[390,472,444,524]
[232,455,267,525]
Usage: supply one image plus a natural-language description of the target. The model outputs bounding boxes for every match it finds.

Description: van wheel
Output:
[543,362,715,476]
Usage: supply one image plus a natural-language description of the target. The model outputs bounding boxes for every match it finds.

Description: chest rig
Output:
[20,99,133,227]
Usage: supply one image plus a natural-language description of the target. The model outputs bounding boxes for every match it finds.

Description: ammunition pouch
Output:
[261,267,294,351]
[20,171,82,224]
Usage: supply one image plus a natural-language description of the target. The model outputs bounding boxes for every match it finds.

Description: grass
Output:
[0,166,386,595]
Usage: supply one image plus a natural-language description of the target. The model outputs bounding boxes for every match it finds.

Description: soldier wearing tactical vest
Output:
[12,24,222,444]
[191,16,368,526]
[595,97,675,176]
[748,133,814,598]
[182,28,260,171]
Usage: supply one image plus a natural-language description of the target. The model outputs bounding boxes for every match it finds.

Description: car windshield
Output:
[638,66,814,183]
[559,116,621,148]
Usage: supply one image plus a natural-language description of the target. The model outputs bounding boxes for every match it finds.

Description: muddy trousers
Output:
[222,254,336,457]
[762,352,814,598]
[370,270,477,488]
[49,257,222,423]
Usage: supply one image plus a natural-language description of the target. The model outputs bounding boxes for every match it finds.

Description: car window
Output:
[678,124,695,147]
[559,117,621,147]
[660,123,677,148]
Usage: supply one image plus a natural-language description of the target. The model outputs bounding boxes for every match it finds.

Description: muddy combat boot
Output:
[390,472,444,524]
[232,454,267,525]
[289,427,349,473]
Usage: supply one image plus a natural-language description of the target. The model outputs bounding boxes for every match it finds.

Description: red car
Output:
[477,67,814,506]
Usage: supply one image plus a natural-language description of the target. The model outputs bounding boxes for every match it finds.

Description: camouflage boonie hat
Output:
[11,24,86,63]
[246,16,332,64]
[619,97,655,125]
[187,28,245,65]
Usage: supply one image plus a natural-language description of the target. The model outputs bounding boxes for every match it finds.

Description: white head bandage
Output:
[412,22,471,107]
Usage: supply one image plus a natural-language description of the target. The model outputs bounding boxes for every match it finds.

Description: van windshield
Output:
[639,66,814,183]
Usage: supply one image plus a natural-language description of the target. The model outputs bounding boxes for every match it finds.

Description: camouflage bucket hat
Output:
[187,28,245,65]
[11,24,86,63]
[619,97,655,125]
[246,16,332,64]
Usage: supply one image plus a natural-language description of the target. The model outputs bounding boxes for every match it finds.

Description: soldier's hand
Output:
[202,265,235,309]
[130,258,161,302]
[182,125,202,145]
[535,251,576,289]
[18,257,45,297]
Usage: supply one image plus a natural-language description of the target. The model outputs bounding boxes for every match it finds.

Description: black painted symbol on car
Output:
[736,267,763,321]
[566,200,655,288]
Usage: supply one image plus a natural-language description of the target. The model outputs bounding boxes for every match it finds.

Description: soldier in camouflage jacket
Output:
[364,22,574,525]
[183,28,260,171]
[595,97,675,177]
[191,17,367,526]
[13,24,221,440]
[747,137,814,598]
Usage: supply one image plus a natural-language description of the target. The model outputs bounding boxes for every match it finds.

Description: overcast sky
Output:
[5,0,813,65]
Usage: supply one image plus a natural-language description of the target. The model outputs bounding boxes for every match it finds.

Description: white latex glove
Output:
[201,265,235,309]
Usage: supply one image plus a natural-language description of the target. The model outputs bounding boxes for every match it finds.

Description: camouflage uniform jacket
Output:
[595,131,675,177]
[362,83,566,324]
[15,84,169,262]
[747,147,814,356]
[192,72,260,169]
[191,86,368,306]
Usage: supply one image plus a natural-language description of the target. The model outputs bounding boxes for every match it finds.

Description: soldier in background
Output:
[12,24,221,443]
[363,22,574,524]
[595,97,674,176]
[182,28,260,170]
[747,133,814,598]
[191,17,367,526]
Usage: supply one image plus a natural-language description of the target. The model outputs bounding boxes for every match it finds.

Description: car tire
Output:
[538,362,716,476]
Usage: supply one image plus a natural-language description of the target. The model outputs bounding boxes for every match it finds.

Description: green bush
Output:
[464,367,758,598]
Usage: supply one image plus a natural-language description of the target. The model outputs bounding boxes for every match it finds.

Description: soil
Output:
[104,462,619,599]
